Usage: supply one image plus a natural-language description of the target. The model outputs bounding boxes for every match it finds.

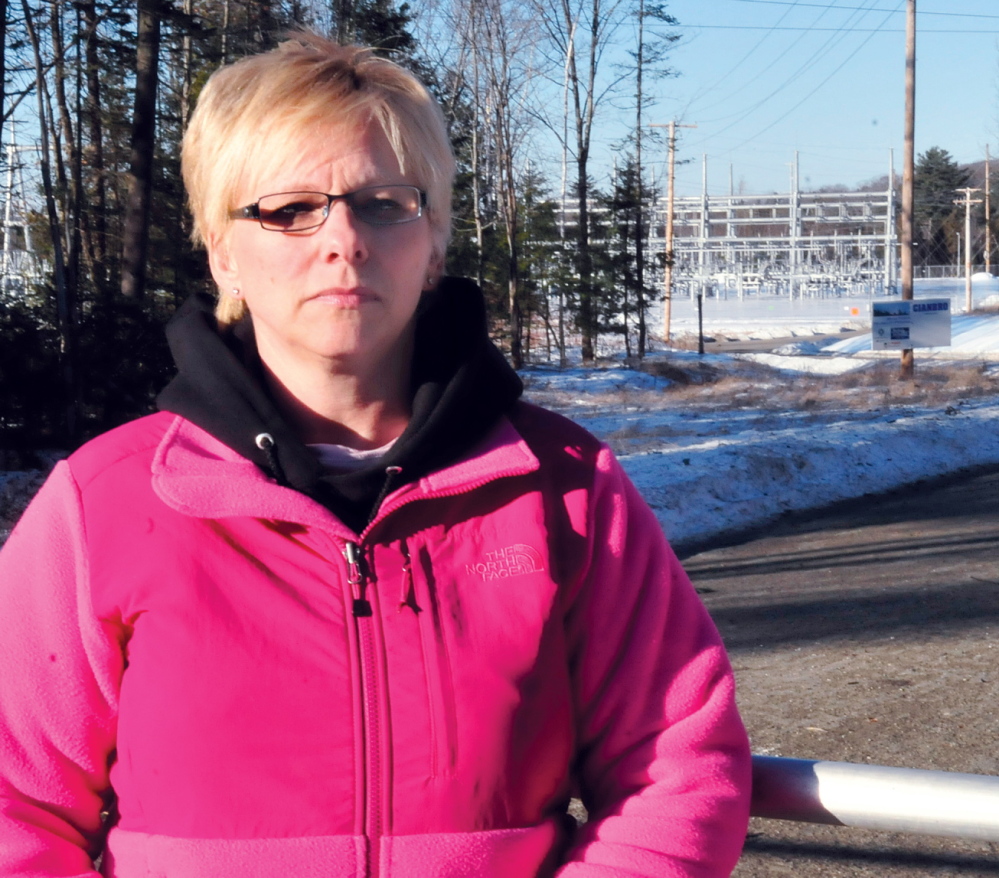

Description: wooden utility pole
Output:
[899,0,916,378]
[650,120,696,345]
[955,187,982,312]
[986,145,992,275]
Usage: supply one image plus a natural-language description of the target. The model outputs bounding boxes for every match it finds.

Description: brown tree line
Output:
[0,0,678,450]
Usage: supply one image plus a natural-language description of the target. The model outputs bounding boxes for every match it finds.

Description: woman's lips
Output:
[308,287,379,307]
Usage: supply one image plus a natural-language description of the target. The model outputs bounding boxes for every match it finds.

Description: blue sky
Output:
[650,1,999,196]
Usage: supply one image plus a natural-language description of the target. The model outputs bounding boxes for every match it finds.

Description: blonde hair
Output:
[182,33,455,325]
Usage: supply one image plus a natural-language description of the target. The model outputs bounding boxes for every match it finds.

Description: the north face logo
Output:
[466,545,545,580]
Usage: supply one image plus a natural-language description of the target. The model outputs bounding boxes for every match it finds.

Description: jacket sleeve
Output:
[557,446,751,878]
[0,462,122,876]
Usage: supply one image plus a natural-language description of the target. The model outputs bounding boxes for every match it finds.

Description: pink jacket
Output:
[0,404,750,877]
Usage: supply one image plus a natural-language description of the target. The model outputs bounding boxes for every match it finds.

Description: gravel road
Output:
[681,467,999,876]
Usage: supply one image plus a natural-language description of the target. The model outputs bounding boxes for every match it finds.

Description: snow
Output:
[2,279,999,555]
[522,277,999,552]
[615,397,999,552]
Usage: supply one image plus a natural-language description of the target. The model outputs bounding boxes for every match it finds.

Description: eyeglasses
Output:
[229,185,427,232]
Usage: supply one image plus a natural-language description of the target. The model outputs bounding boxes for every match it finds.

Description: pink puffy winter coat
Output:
[0,402,750,877]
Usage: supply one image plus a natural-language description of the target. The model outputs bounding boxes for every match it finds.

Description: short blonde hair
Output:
[182,32,455,325]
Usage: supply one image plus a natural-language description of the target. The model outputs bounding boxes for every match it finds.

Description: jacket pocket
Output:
[407,540,458,779]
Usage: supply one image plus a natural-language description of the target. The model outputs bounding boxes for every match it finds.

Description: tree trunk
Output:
[120,0,160,300]
[634,0,646,357]
[80,0,109,298]
[560,0,595,362]
[469,37,486,290]
[489,0,527,367]
[50,0,80,320]
[503,157,522,367]
[181,0,193,131]
[333,0,354,43]
[0,0,7,162]
[557,28,573,369]
[221,0,230,61]
[575,155,593,361]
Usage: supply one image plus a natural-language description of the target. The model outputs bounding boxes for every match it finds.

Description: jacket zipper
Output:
[342,465,536,875]
[344,539,383,877]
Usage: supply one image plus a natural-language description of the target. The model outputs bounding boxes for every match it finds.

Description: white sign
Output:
[871,299,951,350]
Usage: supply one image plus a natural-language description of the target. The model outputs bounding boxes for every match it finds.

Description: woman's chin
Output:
[305,334,395,371]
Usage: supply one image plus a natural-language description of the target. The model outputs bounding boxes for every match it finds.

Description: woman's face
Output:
[208,120,440,382]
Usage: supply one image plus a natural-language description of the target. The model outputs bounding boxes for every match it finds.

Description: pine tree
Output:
[913,146,970,267]
[594,156,659,359]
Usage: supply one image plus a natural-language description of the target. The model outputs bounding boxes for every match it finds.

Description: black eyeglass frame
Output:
[228,185,428,232]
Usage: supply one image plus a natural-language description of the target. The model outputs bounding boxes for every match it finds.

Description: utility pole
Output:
[986,145,992,275]
[955,187,982,313]
[899,0,916,378]
[651,120,696,346]
[789,152,800,301]
[885,149,896,295]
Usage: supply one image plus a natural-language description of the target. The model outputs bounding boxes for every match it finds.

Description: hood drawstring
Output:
[255,433,289,487]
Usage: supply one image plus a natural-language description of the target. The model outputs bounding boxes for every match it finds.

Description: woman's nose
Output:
[318,200,368,263]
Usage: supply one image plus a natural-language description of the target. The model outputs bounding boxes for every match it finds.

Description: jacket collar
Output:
[151,413,538,535]
[156,279,524,531]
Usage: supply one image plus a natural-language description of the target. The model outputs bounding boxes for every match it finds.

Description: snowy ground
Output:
[3,277,999,552]
[523,276,999,553]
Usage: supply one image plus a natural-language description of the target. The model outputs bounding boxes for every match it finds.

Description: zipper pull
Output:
[398,540,422,614]
[345,541,373,617]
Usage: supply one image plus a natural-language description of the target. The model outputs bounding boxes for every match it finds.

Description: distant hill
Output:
[802,160,992,196]
[961,159,992,191]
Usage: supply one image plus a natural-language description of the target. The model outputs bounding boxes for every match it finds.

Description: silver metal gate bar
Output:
[751,755,999,841]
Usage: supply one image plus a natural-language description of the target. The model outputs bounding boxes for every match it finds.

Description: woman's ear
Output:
[423,252,445,291]
[207,232,239,292]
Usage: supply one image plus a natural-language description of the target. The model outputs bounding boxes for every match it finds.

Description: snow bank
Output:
[619,399,999,552]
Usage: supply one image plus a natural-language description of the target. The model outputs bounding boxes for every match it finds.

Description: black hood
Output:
[156,277,523,531]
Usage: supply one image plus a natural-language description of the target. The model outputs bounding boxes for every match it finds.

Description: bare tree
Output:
[534,0,628,363]
[626,0,677,356]
[466,0,538,366]
[632,0,646,355]
[422,1,487,286]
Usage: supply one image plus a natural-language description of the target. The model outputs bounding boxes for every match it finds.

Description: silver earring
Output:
[231,288,241,297]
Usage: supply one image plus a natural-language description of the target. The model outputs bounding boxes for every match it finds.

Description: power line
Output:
[720,2,903,153]
[718,0,999,20]
[691,0,896,134]
[681,24,999,33]
[678,0,808,113]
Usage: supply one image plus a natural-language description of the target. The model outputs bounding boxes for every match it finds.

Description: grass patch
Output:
[524,358,999,416]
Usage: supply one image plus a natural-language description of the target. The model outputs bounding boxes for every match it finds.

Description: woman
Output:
[0,33,751,877]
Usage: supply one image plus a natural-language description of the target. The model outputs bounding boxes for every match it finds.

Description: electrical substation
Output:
[0,140,45,299]
[654,153,897,301]
[556,152,900,310]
